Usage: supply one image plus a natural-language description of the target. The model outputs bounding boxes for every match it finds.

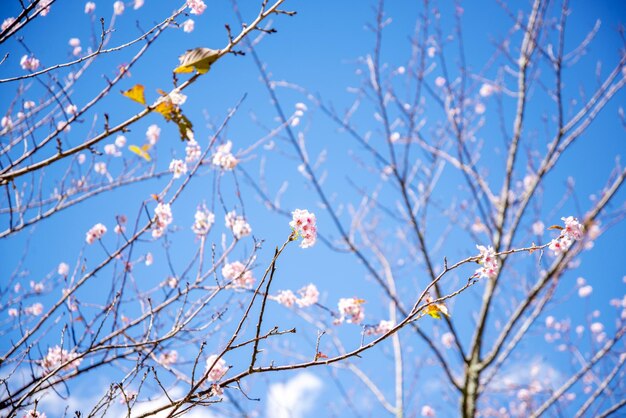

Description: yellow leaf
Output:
[129,144,151,161]
[155,100,175,120]
[121,84,146,105]
[548,225,564,231]
[173,48,220,74]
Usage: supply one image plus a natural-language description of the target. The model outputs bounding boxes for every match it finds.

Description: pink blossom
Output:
[474,102,486,114]
[169,159,188,179]
[205,354,228,381]
[427,46,436,57]
[192,205,215,236]
[295,102,308,111]
[389,132,401,143]
[441,332,455,349]
[104,143,120,157]
[187,0,207,15]
[183,19,195,33]
[20,55,40,71]
[290,209,317,248]
[57,121,71,132]
[224,211,251,239]
[275,290,297,307]
[1,116,12,130]
[222,261,255,288]
[296,283,319,307]
[84,2,96,14]
[421,405,436,417]
[30,281,44,293]
[152,203,173,238]
[212,141,238,170]
[37,0,53,16]
[549,235,572,256]
[40,345,81,372]
[1,17,15,31]
[435,76,446,87]
[68,38,80,47]
[24,100,36,109]
[23,410,46,418]
[532,221,544,235]
[133,0,144,9]
[578,285,593,298]
[479,83,494,97]
[94,162,107,175]
[562,216,584,240]
[8,308,18,317]
[77,153,86,164]
[475,245,499,279]
[185,139,201,163]
[72,46,82,56]
[166,277,178,288]
[545,316,555,328]
[366,319,394,336]
[113,1,125,15]
[26,303,44,316]
[85,222,107,244]
[590,322,603,333]
[158,350,178,366]
[113,135,126,148]
[146,124,161,145]
[145,252,153,266]
[337,297,365,324]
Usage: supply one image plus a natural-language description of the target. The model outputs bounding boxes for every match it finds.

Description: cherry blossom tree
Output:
[1,0,625,417]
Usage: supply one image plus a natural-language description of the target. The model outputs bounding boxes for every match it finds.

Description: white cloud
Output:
[266,372,323,418]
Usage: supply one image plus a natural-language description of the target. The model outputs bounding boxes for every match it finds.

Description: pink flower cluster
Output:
[337,297,365,324]
[169,159,188,179]
[225,211,251,239]
[187,0,207,15]
[185,139,201,163]
[146,124,161,145]
[192,205,215,236]
[289,209,317,248]
[20,55,40,71]
[25,303,43,316]
[85,223,107,244]
[212,141,238,170]
[475,245,499,279]
[158,350,178,366]
[549,216,584,256]
[205,354,228,381]
[23,410,46,418]
[222,261,255,288]
[365,319,394,336]
[152,203,173,238]
[40,345,81,373]
[274,284,319,308]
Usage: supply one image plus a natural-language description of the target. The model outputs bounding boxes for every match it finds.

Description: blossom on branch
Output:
[40,345,81,373]
[296,283,319,307]
[212,141,238,170]
[224,211,251,239]
[85,223,107,244]
[205,354,227,381]
[152,203,173,238]
[337,297,365,324]
[169,159,188,179]
[187,0,207,15]
[548,215,584,256]
[474,245,499,279]
[289,209,317,248]
[191,205,215,236]
[222,261,255,288]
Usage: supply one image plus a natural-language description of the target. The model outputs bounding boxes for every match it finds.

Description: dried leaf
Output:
[548,225,564,231]
[121,84,146,105]
[173,47,220,74]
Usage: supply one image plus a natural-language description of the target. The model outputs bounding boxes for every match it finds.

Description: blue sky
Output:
[1,0,626,417]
